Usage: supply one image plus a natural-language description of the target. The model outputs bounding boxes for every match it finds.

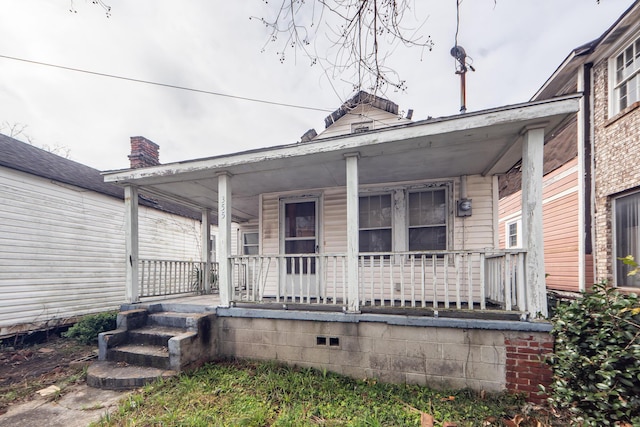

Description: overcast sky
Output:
[0,1,635,171]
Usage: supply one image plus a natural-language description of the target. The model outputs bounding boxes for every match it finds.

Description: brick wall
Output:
[591,57,640,284]
[505,333,554,404]
[217,314,553,402]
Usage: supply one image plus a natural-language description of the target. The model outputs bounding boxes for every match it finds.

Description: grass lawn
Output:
[93,359,562,426]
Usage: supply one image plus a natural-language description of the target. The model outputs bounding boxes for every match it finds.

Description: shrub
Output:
[63,311,117,345]
[545,282,640,426]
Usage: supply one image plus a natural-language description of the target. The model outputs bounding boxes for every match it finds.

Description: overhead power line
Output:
[0,54,333,113]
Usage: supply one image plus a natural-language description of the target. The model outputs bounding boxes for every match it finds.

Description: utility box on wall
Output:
[456,198,472,217]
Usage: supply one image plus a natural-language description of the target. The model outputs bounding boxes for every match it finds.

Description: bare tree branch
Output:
[1,122,71,159]
[253,0,434,95]
[69,0,112,17]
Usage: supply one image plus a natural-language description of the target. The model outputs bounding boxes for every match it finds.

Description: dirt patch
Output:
[0,333,97,415]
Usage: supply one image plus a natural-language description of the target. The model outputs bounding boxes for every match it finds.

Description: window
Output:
[242,231,259,255]
[358,186,450,253]
[359,194,392,252]
[351,121,373,134]
[612,36,640,115]
[614,192,640,287]
[408,189,447,251]
[505,219,522,249]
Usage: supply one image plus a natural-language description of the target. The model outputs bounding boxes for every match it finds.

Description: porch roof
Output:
[103,94,580,222]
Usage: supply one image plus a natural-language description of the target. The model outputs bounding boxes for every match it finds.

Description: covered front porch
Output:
[104,95,580,320]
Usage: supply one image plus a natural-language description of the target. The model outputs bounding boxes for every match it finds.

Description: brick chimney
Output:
[128,136,160,168]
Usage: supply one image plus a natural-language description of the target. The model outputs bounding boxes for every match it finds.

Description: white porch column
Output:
[345,153,360,313]
[124,185,139,303]
[217,172,232,307]
[521,126,548,317]
[201,208,212,294]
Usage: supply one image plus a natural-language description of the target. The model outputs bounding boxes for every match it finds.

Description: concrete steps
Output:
[86,360,176,390]
[87,306,217,390]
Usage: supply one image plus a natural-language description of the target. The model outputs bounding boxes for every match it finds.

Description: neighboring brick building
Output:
[499,1,640,292]
[591,44,640,286]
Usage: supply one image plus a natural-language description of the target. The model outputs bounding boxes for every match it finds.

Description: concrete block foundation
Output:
[215,308,553,403]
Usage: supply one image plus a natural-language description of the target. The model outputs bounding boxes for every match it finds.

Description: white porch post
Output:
[201,208,212,294]
[217,172,232,307]
[124,185,139,303]
[521,126,548,317]
[345,153,360,313]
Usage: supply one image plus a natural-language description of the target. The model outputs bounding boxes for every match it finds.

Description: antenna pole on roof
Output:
[450,45,475,114]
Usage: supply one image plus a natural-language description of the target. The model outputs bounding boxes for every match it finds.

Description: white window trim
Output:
[359,181,452,252]
[358,192,394,253]
[406,187,449,251]
[278,194,322,256]
[241,229,259,256]
[608,30,640,117]
[505,218,522,249]
[612,190,640,288]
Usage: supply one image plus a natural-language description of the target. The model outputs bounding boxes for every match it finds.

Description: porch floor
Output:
[134,294,221,310]
[130,294,524,322]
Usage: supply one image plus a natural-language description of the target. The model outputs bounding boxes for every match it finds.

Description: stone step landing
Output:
[87,360,177,390]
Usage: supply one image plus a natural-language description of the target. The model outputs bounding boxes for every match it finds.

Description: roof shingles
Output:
[0,133,200,221]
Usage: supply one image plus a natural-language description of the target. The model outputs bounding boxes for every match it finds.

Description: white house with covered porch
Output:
[97,92,580,399]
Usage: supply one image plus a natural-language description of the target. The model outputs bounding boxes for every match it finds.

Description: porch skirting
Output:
[215,308,553,403]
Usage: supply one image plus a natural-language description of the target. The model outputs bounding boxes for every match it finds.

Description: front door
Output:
[281,198,319,300]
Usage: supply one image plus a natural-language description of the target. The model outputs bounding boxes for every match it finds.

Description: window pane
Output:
[244,246,259,255]
[285,202,315,238]
[409,190,446,226]
[359,194,391,228]
[359,229,392,253]
[616,192,640,287]
[620,83,628,111]
[409,227,446,251]
[243,232,258,246]
[408,192,421,225]
[285,239,315,254]
[631,75,639,105]
[359,197,370,227]
[617,53,625,83]
[370,196,382,228]
[625,46,634,69]
[508,223,518,248]
[371,195,391,227]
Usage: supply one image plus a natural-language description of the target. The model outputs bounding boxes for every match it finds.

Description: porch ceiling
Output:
[103,95,580,223]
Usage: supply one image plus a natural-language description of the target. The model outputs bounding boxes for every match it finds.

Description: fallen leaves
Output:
[420,412,434,427]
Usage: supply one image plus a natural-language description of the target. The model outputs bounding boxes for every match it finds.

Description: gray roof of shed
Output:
[0,133,201,221]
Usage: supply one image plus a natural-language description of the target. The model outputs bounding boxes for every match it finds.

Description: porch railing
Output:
[138,259,219,298]
[229,250,527,311]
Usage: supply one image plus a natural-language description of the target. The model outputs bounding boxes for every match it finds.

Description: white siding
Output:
[259,176,496,255]
[0,167,202,337]
[253,176,496,301]
[139,209,201,260]
[323,188,348,254]
[453,175,496,251]
[261,194,280,256]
